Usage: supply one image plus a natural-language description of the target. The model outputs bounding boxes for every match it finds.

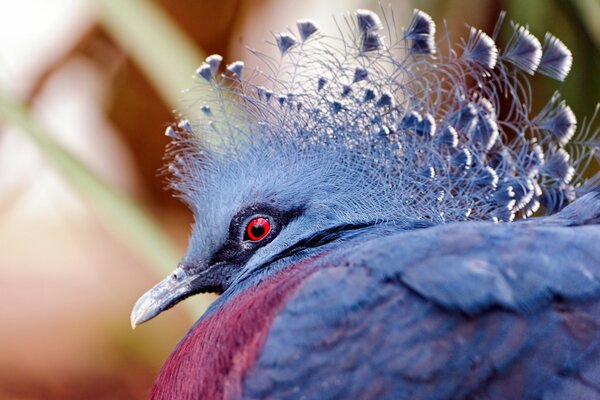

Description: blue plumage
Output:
[131,8,600,399]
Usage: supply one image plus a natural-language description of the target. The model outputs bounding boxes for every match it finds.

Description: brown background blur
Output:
[1,0,598,398]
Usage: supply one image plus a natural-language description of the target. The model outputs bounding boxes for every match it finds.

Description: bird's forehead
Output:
[192,142,351,211]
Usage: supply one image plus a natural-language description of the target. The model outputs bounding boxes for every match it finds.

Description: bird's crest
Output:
[166,8,599,224]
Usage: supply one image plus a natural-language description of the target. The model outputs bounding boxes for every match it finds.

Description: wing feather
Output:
[243,193,600,399]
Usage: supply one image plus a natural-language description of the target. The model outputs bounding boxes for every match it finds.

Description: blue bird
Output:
[131,9,600,399]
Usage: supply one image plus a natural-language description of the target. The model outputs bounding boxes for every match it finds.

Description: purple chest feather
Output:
[151,262,318,399]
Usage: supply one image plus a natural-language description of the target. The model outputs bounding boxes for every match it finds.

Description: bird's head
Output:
[130,125,400,327]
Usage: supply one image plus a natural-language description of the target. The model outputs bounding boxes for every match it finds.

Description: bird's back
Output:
[244,194,600,399]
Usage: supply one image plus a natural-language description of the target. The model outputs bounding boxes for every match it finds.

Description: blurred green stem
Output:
[572,0,600,49]
[92,0,205,109]
[0,91,179,275]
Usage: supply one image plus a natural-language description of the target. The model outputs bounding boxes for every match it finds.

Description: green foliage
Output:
[0,91,180,275]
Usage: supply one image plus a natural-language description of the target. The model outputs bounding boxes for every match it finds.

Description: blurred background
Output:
[0,0,598,398]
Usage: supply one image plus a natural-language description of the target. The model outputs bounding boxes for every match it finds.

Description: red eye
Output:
[246,217,271,241]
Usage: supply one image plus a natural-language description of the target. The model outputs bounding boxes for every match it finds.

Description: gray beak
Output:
[130,266,195,328]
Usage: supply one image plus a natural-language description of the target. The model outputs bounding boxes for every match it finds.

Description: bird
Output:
[131,8,600,399]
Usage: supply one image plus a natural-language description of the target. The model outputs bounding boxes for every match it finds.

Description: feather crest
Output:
[168,8,598,224]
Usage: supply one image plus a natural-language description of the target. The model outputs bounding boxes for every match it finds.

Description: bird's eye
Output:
[245,217,271,241]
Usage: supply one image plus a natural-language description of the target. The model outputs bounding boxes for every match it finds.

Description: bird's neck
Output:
[151,257,320,399]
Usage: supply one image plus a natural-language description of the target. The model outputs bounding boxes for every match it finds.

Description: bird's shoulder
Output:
[351,189,600,314]
[243,192,600,399]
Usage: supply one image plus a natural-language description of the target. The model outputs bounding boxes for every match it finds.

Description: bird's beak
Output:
[130,265,195,329]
